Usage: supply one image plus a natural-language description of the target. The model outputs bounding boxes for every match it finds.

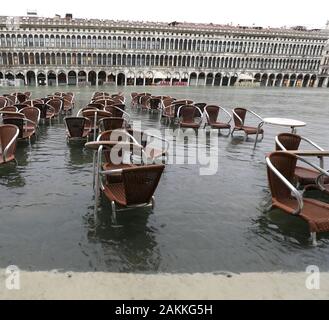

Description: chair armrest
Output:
[266,156,303,215]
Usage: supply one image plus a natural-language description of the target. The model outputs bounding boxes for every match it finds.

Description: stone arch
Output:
[58,71,67,85]
[48,71,57,86]
[198,72,205,86]
[206,73,214,86]
[37,72,46,86]
[68,70,77,85]
[26,70,36,86]
[189,72,197,86]
[117,72,125,86]
[214,73,221,86]
[88,71,97,86]
[98,71,106,85]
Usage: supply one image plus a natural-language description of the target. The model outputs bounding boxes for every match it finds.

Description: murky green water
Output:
[0,85,329,274]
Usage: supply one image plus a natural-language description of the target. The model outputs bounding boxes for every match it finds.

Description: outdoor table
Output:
[285,150,329,168]
[254,117,306,149]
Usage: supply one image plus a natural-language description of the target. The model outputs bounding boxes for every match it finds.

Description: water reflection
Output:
[87,198,160,272]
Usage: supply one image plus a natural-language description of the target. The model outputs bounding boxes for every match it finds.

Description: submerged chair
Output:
[1,106,18,113]
[204,105,232,134]
[64,117,91,141]
[266,151,329,245]
[0,124,19,165]
[275,133,328,186]
[232,107,263,139]
[177,105,203,129]
[34,103,55,122]
[86,139,165,218]
[3,115,36,141]
[102,164,165,217]
[99,117,127,131]
[47,99,63,117]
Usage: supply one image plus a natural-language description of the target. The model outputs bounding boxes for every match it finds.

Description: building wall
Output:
[0,15,328,87]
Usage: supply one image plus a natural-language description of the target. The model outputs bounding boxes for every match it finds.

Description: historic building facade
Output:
[318,39,329,88]
[0,15,329,87]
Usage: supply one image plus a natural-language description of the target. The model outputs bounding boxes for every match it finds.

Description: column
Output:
[323,77,329,88]
[220,77,223,87]
[212,77,215,86]
[265,78,269,87]
[46,73,48,86]
[279,78,283,87]
[96,73,99,86]
[143,77,145,86]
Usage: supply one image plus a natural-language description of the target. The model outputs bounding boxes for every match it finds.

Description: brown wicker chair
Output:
[232,107,264,139]
[0,124,19,165]
[64,117,91,140]
[177,105,203,129]
[1,106,18,113]
[130,92,139,107]
[20,107,40,131]
[80,109,112,140]
[47,99,63,117]
[99,117,127,131]
[0,97,7,108]
[266,151,329,245]
[275,133,328,186]
[204,105,232,134]
[103,164,165,217]
[3,115,36,140]
[148,97,162,112]
[34,103,55,122]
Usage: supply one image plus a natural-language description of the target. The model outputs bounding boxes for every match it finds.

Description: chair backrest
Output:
[104,106,123,118]
[34,103,48,119]
[0,97,7,108]
[149,98,162,110]
[16,93,27,104]
[233,108,247,127]
[100,117,125,131]
[162,98,175,108]
[20,107,40,126]
[205,105,220,124]
[179,105,198,123]
[6,95,16,105]
[122,164,165,205]
[24,92,31,99]
[194,103,207,112]
[64,117,87,138]
[47,99,62,114]
[87,103,104,110]
[267,152,297,201]
[1,106,18,112]
[276,133,301,151]
[0,124,19,160]
[2,118,24,138]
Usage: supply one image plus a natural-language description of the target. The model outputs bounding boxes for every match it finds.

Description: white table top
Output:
[262,117,306,127]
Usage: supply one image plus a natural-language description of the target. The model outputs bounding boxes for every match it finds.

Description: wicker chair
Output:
[99,117,127,132]
[103,164,165,216]
[232,107,264,139]
[266,151,329,245]
[34,103,55,122]
[0,124,19,165]
[204,105,232,134]
[177,105,203,129]
[47,99,63,117]
[3,116,36,140]
[64,117,91,141]
[275,133,328,186]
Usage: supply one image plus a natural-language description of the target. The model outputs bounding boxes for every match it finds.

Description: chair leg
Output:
[311,232,317,246]
[111,201,117,224]
[151,196,155,210]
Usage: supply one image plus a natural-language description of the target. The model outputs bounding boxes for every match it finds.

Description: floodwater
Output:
[0,85,329,274]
